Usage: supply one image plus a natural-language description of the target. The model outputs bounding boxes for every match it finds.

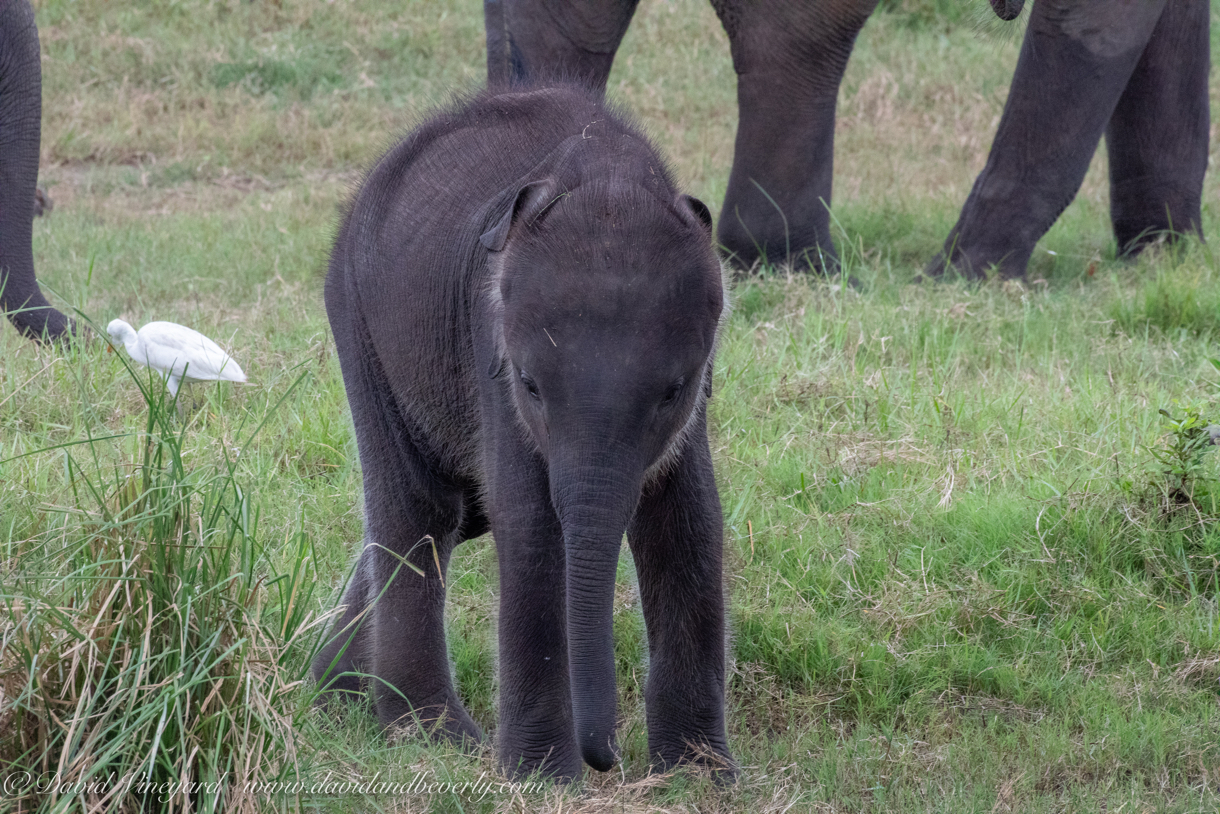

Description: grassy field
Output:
[3,0,1220,811]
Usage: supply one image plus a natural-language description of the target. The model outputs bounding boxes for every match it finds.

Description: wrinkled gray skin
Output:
[313,85,733,781]
[488,0,1209,279]
[0,0,71,340]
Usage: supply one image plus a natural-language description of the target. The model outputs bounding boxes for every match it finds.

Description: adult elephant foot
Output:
[717,169,840,274]
[922,231,1029,282]
[715,77,842,274]
[1,276,74,341]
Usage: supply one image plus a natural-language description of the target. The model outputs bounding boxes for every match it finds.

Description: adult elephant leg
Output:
[484,420,579,780]
[712,0,878,273]
[312,296,480,745]
[1105,0,1209,256]
[626,408,733,775]
[0,0,71,340]
[489,0,640,91]
[928,0,1167,279]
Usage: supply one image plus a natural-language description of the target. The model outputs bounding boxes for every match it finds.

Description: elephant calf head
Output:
[481,168,724,477]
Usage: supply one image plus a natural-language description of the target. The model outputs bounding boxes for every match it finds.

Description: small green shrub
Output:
[1153,401,1217,504]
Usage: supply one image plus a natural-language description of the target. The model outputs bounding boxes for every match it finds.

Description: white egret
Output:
[107,319,247,397]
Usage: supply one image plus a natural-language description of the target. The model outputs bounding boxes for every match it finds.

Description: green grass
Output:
[3,0,1220,811]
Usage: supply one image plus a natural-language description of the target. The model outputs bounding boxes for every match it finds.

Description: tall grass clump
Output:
[0,360,321,813]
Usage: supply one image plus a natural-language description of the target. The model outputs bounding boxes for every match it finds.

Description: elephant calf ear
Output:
[480,179,562,252]
[676,194,714,236]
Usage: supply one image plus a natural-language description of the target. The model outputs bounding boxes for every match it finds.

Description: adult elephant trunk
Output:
[550,450,642,772]
[0,0,71,341]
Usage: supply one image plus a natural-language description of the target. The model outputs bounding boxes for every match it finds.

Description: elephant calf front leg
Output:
[627,418,734,776]
[487,447,581,780]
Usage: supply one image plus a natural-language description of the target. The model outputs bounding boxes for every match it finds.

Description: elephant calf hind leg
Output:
[312,534,482,745]
[312,562,372,704]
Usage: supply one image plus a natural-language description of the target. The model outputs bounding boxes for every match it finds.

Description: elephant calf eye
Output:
[661,381,683,405]
[519,370,541,400]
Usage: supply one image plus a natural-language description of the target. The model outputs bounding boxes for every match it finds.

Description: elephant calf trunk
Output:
[565,534,621,771]
[556,463,641,772]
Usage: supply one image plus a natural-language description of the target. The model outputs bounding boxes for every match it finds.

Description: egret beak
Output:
[105,344,114,354]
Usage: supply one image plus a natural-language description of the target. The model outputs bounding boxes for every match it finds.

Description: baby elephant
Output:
[314,84,732,781]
